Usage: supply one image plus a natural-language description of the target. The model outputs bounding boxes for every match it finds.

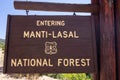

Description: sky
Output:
[0,0,90,39]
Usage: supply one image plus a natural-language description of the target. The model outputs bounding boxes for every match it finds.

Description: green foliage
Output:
[60,73,91,80]
[46,74,60,78]
[46,73,92,80]
[0,39,5,50]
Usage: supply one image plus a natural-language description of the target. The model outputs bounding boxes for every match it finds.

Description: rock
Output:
[39,75,58,80]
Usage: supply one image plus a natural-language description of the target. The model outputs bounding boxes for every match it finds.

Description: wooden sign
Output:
[4,15,97,73]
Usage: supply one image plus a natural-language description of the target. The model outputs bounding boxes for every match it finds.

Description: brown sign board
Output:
[4,15,97,73]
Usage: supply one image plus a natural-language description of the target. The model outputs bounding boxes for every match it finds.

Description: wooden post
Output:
[99,0,116,80]
[92,0,100,80]
[115,0,120,80]
[14,1,99,13]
